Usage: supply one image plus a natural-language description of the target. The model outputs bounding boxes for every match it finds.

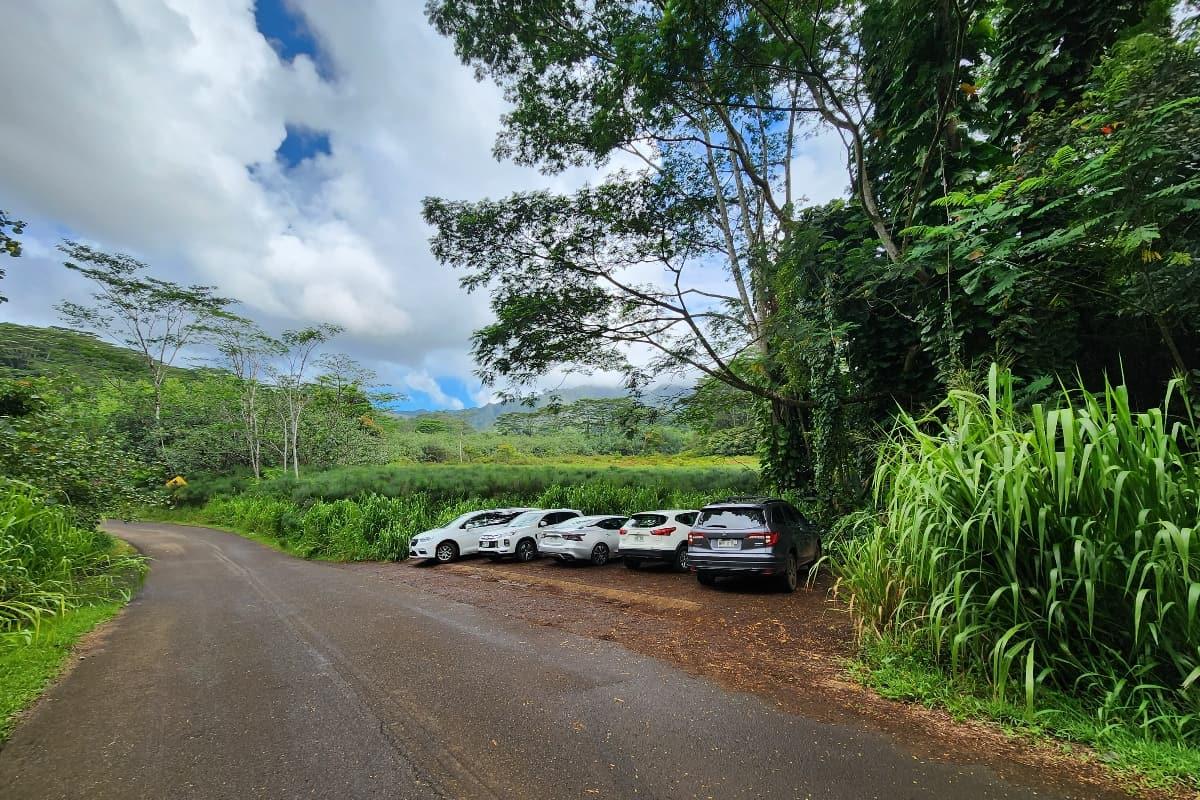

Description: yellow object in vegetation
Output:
[165,476,187,488]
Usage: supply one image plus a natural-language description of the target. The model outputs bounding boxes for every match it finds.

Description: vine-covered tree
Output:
[425,0,1195,507]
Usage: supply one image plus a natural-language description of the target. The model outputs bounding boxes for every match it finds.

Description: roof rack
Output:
[711,495,782,505]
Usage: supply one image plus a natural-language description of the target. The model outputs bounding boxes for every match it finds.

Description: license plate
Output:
[714,539,740,550]
[630,534,645,543]
[481,541,495,548]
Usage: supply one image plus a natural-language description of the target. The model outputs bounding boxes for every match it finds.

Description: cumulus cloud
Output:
[0,0,848,407]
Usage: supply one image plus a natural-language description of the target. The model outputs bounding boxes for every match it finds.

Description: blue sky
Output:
[0,1,848,412]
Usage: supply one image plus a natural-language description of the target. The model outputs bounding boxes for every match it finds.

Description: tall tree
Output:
[424,0,1176,500]
[214,319,280,479]
[269,324,342,477]
[56,242,233,465]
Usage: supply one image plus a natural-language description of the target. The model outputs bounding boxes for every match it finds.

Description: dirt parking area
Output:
[349,554,1178,800]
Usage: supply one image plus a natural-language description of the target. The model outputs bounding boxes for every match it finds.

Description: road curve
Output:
[0,523,1058,799]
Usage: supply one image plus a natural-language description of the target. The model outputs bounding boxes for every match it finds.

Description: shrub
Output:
[838,365,1200,743]
[0,480,144,638]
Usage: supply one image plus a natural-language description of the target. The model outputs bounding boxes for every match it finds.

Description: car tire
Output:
[697,571,717,587]
[434,540,459,564]
[778,551,799,593]
[673,545,688,572]
[624,558,641,570]
[515,538,537,562]
[590,542,610,566]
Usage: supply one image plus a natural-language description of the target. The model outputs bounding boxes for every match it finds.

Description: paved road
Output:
[0,523,1059,799]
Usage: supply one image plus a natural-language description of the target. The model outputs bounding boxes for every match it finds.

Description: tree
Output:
[56,242,233,464]
[0,210,25,303]
[0,377,155,528]
[214,319,281,479]
[268,324,342,477]
[424,0,1180,502]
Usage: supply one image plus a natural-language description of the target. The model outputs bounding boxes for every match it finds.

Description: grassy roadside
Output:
[0,539,144,744]
[853,637,1200,794]
[0,601,123,742]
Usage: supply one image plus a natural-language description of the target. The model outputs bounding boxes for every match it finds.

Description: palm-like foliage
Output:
[840,365,1199,741]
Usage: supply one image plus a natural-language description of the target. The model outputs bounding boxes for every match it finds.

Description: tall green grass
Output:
[172,463,760,506]
[838,365,1200,743]
[0,480,145,640]
[166,480,738,562]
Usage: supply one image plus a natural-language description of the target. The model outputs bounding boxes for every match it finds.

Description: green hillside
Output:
[0,322,152,381]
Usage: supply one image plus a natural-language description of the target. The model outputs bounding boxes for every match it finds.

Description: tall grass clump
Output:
[174,463,760,507]
[0,480,144,638]
[839,365,1200,743]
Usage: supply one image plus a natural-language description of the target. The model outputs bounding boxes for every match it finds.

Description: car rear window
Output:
[628,513,668,528]
[696,508,766,530]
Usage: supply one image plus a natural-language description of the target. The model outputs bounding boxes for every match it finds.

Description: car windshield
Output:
[628,513,668,528]
[697,508,766,530]
[505,511,543,527]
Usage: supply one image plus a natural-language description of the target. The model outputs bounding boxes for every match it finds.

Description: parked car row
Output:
[408,497,822,592]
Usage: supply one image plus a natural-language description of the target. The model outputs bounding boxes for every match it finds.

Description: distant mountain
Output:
[390,384,690,430]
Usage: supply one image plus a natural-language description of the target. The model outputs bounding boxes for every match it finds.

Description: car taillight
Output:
[618,529,627,535]
[650,526,676,536]
[688,531,706,545]
[746,531,779,547]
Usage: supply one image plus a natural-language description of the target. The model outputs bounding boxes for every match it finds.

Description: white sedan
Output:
[539,515,628,566]
[477,508,583,562]
[409,508,533,563]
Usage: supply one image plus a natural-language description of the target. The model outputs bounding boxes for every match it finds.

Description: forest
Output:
[1,0,1198,788]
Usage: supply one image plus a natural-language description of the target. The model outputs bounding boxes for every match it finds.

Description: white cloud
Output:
[403,370,465,411]
[0,1,849,408]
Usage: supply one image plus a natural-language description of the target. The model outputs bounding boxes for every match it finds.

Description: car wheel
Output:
[590,542,610,566]
[673,545,688,572]
[434,541,459,564]
[515,538,537,562]
[697,571,717,587]
[778,551,799,593]
[624,558,641,570]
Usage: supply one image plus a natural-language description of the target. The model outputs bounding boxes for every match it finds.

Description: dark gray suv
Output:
[687,497,822,592]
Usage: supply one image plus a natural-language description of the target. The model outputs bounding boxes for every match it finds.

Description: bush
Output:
[838,366,1200,743]
[175,463,761,507]
[0,480,145,638]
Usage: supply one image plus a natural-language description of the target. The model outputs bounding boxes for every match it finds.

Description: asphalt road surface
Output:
[0,523,1062,800]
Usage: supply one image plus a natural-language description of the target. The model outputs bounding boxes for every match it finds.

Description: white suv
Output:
[539,515,628,565]
[617,509,699,571]
[477,508,583,562]
[409,508,533,564]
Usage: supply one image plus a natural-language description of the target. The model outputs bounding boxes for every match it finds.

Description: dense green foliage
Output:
[0,378,155,528]
[838,367,1199,743]
[172,462,759,506]
[0,481,144,640]
[164,478,733,562]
